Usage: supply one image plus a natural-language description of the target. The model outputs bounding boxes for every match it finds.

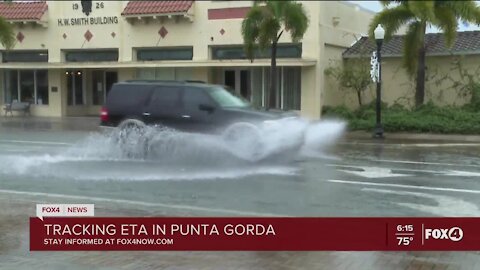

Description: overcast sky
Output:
[351,1,480,33]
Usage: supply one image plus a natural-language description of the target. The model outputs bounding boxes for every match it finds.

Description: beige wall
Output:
[298,1,374,118]
[0,1,374,118]
[318,1,374,115]
[382,55,478,107]
[322,45,376,108]
[324,54,480,110]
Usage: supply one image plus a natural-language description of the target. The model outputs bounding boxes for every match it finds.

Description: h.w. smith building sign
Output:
[57,0,118,26]
[57,16,119,26]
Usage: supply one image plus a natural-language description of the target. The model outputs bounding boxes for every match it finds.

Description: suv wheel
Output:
[222,122,264,161]
[116,119,149,159]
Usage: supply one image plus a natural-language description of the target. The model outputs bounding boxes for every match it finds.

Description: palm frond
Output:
[433,6,457,48]
[0,16,14,49]
[407,1,436,22]
[265,0,285,19]
[241,0,309,62]
[380,1,393,7]
[282,1,309,42]
[439,0,480,25]
[380,0,407,8]
[368,5,414,41]
[258,15,280,48]
[241,6,265,61]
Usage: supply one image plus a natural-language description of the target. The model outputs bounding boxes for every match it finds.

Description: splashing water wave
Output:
[0,119,346,181]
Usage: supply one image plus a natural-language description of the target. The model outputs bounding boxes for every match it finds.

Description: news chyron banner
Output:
[31,204,480,251]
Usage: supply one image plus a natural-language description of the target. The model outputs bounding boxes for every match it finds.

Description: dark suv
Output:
[100,80,305,160]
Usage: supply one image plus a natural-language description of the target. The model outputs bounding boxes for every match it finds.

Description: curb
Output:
[345,131,480,143]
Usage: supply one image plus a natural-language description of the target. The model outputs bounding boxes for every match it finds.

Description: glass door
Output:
[67,70,85,105]
[91,70,118,105]
[105,71,117,98]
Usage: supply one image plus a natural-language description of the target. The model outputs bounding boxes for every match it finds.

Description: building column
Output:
[0,71,4,105]
[47,69,66,117]
[300,65,321,120]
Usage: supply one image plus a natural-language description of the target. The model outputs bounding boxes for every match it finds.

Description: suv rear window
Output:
[150,86,182,108]
[107,84,152,108]
[183,87,215,108]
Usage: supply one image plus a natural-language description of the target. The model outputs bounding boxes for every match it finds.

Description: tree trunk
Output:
[268,41,278,110]
[415,23,427,108]
[415,45,426,107]
[357,91,363,107]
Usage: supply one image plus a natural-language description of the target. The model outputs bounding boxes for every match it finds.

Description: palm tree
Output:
[0,1,15,49]
[0,15,14,50]
[241,0,308,110]
[369,1,480,107]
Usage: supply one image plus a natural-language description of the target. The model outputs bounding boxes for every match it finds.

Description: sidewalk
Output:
[0,116,100,132]
[345,131,480,143]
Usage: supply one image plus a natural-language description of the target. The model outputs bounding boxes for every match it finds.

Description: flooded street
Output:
[1,117,480,269]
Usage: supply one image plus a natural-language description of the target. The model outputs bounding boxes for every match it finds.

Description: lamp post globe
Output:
[374,24,385,40]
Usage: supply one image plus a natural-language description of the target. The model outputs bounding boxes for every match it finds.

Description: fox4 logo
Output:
[425,227,463,242]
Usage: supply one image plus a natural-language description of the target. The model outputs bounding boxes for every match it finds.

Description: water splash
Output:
[0,119,346,181]
[301,119,347,156]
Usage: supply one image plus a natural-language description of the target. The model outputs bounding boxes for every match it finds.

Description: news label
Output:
[36,204,94,220]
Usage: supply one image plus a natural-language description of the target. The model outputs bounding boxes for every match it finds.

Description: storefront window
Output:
[264,67,282,109]
[136,47,193,61]
[92,70,103,105]
[212,44,302,60]
[219,66,301,110]
[251,68,263,108]
[20,70,35,103]
[65,50,118,62]
[36,70,48,105]
[283,67,301,110]
[2,51,48,63]
[3,70,49,105]
[4,70,18,102]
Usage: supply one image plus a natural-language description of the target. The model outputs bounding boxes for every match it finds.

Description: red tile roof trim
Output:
[0,1,47,21]
[208,7,250,20]
[122,1,194,16]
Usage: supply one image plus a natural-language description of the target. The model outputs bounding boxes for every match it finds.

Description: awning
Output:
[0,59,317,69]
[121,1,194,22]
[0,1,48,27]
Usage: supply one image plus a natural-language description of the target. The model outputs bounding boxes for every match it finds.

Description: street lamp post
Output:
[373,24,385,139]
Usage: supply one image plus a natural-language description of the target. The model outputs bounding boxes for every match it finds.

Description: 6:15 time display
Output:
[397,224,414,232]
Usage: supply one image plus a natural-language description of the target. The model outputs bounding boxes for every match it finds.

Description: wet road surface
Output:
[1,117,480,269]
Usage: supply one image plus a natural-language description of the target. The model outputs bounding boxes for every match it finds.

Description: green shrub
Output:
[322,103,480,134]
[322,105,354,120]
